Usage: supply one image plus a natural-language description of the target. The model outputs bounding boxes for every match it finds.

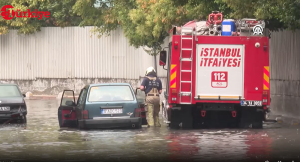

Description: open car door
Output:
[135,88,147,125]
[58,90,77,128]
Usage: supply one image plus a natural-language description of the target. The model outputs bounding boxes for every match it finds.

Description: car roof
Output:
[88,83,132,87]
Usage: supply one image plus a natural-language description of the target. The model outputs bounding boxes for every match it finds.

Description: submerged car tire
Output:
[77,120,86,130]
[14,115,27,124]
[77,120,81,129]
[21,115,27,124]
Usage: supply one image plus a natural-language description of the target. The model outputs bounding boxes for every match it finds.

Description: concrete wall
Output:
[0,27,169,80]
[0,27,169,95]
[269,30,300,118]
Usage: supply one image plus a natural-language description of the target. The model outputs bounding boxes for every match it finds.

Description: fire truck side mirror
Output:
[159,50,167,66]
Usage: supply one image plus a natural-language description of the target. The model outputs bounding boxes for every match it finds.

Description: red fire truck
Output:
[159,12,271,129]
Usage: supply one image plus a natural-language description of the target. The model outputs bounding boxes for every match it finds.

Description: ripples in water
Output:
[0,100,299,161]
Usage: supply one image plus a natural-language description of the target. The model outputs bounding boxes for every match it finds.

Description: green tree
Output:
[73,0,232,55]
[0,0,81,35]
[72,0,118,36]
[0,0,12,35]
[220,0,300,31]
[2,0,300,54]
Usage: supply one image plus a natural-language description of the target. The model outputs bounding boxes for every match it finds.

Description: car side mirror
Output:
[23,94,26,97]
[159,50,167,66]
[66,101,75,106]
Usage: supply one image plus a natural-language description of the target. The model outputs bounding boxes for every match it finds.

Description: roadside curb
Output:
[25,95,79,100]
[26,95,56,100]
[267,114,300,126]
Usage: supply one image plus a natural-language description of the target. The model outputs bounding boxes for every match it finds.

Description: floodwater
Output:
[0,100,299,162]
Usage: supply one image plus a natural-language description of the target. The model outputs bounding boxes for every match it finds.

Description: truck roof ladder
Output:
[179,26,194,104]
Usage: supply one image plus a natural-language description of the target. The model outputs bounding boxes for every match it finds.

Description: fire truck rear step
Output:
[180,58,192,61]
[180,92,192,96]
[182,37,193,40]
[180,102,193,105]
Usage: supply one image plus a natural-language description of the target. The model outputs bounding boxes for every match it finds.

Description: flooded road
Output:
[0,100,299,162]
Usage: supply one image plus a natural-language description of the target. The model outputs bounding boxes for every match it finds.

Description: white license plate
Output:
[241,101,262,106]
[101,109,123,114]
[0,107,10,111]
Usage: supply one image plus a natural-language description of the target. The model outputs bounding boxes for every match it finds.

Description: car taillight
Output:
[82,110,88,119]
[11,114,20,118]
[171,89,177,103]
[135,108,141,117]
[262,91,268,105]
[135,105,146,118]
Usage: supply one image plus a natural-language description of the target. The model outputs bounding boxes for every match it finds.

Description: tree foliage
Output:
[73,0,232,55]
[72,0,117,36]
[1,0,300,55]
[220,0,300,31]
[73,0,300,55]
[0,0,81,35]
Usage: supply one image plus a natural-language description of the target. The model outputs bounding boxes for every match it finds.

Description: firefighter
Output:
[140,67,162,127]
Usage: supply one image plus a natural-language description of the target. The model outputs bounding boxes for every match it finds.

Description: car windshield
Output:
[88,85,134,102]
[0,85,22,97]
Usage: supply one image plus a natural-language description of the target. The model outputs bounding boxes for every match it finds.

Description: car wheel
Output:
[135,124,142,129]
[77,120,85,130]
[77,120,81,129]
[21,115,27,124]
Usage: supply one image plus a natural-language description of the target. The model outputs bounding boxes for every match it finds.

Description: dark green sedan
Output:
[58,83,146,129]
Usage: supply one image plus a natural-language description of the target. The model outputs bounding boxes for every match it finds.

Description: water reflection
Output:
[0,100,299,162]
[164,129,275,161]
[165,131,199,161]
[245,131,272,160]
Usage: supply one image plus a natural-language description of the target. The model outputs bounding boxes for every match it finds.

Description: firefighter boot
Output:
[154,114,161,127]
[154,105,161,127]
[146,104,154,127]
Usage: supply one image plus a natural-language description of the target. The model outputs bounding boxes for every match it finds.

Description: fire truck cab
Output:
[159,12,271,129]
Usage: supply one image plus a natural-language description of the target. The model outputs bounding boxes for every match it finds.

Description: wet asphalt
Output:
[0,100,299,162]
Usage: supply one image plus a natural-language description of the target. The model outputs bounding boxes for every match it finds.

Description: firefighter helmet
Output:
[145,67,156,76]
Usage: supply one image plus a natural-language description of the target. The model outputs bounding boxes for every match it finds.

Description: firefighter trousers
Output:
[145,96,161,127]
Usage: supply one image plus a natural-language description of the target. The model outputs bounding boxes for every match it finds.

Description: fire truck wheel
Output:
[169,121,180,129]
[238,122,251,129]
[229,122,239,128]
[181,118,193,129]
[169,109,182,129]
[181,107,193,129]
[252,121,263,129]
